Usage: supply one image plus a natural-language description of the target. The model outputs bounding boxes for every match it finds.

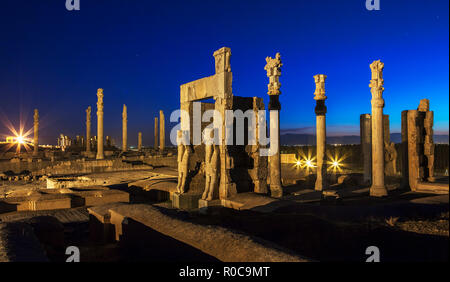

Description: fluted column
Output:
[314,74,328,191]
[96,88,105,160]
[265,53,283,198]
[33,109,39,156]
[369,60,388,197]
[122,104,127,152]
[86,106,91,152]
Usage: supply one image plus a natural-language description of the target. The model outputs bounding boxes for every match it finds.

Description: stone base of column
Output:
[314,180,326,191]
[171,192,202,210]
[96,154,104,160]
[370,185,388,197]
[270,185,283,198]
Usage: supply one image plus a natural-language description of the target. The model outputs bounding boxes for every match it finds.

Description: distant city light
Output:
[327,151,349,174]
[16,135,25,144]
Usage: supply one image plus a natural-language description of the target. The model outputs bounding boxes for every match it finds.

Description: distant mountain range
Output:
[280,133,449,145]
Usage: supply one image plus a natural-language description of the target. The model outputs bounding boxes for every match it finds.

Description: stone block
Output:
[30,195,71,211]
[88,203,127,243]
[171,192,202,210]
[77,190,129,207]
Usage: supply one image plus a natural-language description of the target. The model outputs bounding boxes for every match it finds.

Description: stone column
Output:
[33,109,39,156]
[122,104,127,152]
[154,117,158,149]
[314,74,328,191]
[159,110,165,151]
[138,132,142,151]
[369,60,388,197]
[86,106,91,152]
[360,114,372,184]
[264,53,283,198]
[96,88,105,160]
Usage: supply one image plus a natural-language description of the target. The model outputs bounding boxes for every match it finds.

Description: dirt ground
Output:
[1,170,448,262]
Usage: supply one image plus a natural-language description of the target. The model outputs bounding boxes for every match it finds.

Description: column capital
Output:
[97,88,104,113]
[369,60,385,100]
[313,74,327,100]
[264,52,282,96]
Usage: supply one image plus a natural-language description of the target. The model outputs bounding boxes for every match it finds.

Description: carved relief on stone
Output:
[369,60,385,101]
[384,141,398,175]
[313,74,327,101]
[202,128,219,200]
[264,53,282,95]
[176,130,191,194]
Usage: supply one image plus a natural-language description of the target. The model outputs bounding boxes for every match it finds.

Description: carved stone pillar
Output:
[314,74,327,191]
[369,60,387,197]
[86,106,91,152]
[96,88,105,160]
[33,109,39,156]
[265,53,283,198]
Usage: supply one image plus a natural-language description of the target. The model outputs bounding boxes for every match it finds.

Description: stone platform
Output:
[0,187,129,213]
[220,192,281,211]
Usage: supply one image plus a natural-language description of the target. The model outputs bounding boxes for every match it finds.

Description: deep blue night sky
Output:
[0,0,448,146]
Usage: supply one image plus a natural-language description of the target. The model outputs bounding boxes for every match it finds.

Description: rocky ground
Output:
[0,169,448,262]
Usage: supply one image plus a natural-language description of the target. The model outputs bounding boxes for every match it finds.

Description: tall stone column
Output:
[122,104,127,152]
[154,117,158,150]
[360,114,372,184]
[96,88,105,160]
[159,110,165,151]
[264,53,283,198]
[138,132,142,151]
[369,60,388,197]
[33,109,39,156]
[314,74,328,191]
[86,106,91,152]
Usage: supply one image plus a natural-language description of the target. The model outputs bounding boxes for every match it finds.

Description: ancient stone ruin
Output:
[401,99,447,193]
[173,47,277,209]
